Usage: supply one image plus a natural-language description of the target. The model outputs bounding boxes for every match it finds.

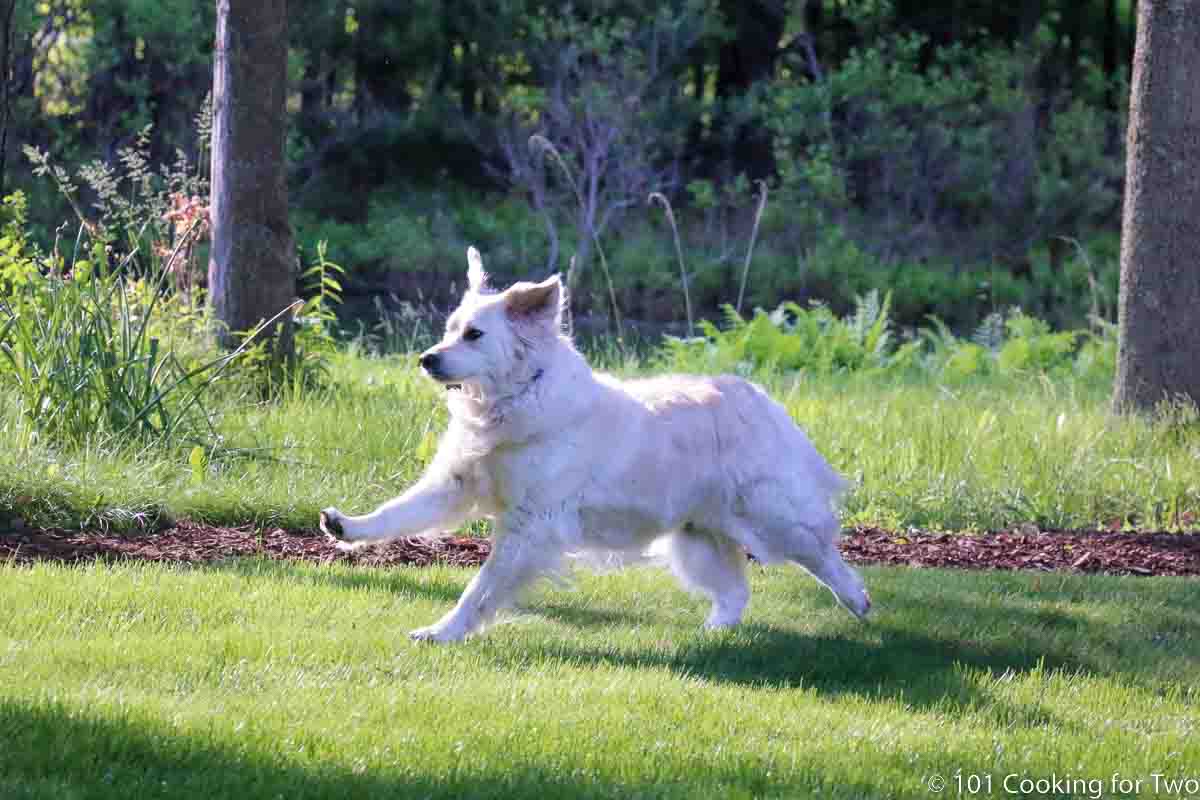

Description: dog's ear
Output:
[466,246,490,293]
[504,274,563,330]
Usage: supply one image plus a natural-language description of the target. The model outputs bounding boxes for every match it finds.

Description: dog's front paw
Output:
[408,623,468,643]
[320,507,359,551]
[319,507,344,537]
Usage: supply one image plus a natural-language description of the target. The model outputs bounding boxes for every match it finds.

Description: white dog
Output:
[320,247,870,642]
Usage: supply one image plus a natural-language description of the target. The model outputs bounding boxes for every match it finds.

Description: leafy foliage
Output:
[235,241,346,394]
[0,206,226,447]
[767,32,1122,267]
[659,291,1117,385]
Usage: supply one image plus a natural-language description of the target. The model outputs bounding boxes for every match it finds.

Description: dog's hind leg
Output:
[410,522,560,642]
[785,525,871,620]
[662,529,750,629]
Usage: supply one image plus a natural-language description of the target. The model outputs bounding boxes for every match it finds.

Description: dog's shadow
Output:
[490,579,1189,730]
[496,615,1067,727]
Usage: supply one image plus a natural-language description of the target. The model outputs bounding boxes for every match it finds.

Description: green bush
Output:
[658,289,1117,387]
[658,290,899,377]
[0,205,224,448]
[767,32,1121,266]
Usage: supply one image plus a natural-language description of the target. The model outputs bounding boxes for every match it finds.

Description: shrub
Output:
[658,289,1116,387]
[767,32,1121,266]
[0,205,229,448]
[659,290,900,377]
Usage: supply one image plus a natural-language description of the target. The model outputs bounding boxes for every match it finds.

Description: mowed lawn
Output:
[1,558,1197,799]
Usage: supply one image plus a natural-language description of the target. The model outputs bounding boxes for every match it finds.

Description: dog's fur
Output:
[320,247,870,641]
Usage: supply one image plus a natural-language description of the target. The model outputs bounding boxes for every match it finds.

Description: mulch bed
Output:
[0,521,490,569]
[2,520,1199,578]
[841,526,1200,577]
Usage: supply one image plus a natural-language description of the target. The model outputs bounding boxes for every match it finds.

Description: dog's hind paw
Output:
[848,588,872,620]
[409,623,468,643]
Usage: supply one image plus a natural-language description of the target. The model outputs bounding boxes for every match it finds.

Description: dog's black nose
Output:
[419,352,440,372]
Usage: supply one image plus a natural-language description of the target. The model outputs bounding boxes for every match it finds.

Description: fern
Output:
[972,311,1006,351]
[654,291,1110,384]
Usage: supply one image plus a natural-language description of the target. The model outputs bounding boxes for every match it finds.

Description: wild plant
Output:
[0,204,270,448]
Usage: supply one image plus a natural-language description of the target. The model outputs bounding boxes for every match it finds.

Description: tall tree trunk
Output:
[1112,0,1200,414]
[0,0,15,198]
[208,0,295,357]
[995,0,1040,258]
[714,0,785,180]
[1103,0,1120,108]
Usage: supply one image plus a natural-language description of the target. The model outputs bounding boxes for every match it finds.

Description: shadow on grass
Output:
[491,621,1072,730]
[192,557,467,603]
[499,569,1199,726]
[0,696,975,800]
[176,559,1193,729]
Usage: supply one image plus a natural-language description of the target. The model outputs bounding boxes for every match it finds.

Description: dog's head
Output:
[418,247,564,395]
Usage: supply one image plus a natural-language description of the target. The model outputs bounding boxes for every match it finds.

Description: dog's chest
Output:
[480,435,588,512]
[479,436,682,545]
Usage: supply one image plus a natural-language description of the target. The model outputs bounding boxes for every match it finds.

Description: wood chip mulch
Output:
[841,526,1200,577]
[0,521,490,569]
[1,521,1198,578]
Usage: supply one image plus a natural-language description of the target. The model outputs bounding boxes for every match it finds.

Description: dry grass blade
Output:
[736,179,769,316]
[648,192,693,337]
[529,134,624,338]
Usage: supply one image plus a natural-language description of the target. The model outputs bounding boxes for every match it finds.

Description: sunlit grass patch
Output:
[0,559,1197,799]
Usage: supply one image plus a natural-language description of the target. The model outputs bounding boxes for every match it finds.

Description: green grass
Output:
[0,351,1197,533]
[1,559,1197,799]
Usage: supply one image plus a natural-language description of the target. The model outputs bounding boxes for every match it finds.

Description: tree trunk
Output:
[995,0,1040,258]
[0,0,15,198]
[208,0,295,357]
[1103,0,1120,107]
[714,0,785,180]
[1112,0,1200,414]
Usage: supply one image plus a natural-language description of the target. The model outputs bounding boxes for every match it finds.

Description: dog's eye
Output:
[463,327,484,342]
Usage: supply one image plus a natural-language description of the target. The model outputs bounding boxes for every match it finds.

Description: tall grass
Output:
[735,179,768,315]
[0,229,303,450]
[0,350,1196,534]
[648,191,693,337]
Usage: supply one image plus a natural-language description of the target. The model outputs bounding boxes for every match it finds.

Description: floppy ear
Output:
[466,246,489,292]
[504,275,563,330]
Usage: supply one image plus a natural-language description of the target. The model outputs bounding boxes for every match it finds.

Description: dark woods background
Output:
[0,0,1134,332]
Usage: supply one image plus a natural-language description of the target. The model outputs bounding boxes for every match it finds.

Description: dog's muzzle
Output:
[418,351,441,374]
[418,352,461,390]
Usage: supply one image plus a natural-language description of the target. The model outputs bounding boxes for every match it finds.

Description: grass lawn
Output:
[1,342,1198,798]
[2,558,1198,799]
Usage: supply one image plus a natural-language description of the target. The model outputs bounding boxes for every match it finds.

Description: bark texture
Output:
[1113,0,1200,413]
[208,0,295,354]
[0,0,15,197]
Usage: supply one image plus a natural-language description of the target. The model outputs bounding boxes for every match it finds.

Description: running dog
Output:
[320,247,870,641]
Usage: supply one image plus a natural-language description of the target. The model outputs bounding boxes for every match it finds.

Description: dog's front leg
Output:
[410,513,559,642]
[320,474,469,550]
